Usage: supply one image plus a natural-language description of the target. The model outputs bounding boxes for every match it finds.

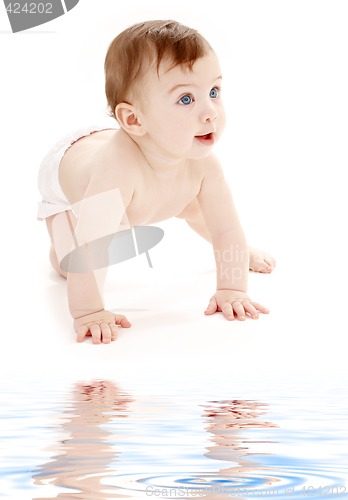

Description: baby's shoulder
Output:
[87,128,141,178]
[60,128,138,204]
[188,152,223,178]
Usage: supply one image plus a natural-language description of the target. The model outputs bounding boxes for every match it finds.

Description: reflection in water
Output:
[201,400,279,499]
[0,382,345,500]
[32,383,278,499]
[32,380,134,499]
[203,399,278,463]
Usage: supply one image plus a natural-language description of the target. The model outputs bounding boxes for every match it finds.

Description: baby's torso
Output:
[59,128,203,225]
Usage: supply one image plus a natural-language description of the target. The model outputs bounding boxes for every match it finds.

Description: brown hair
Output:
[104,20,211,119]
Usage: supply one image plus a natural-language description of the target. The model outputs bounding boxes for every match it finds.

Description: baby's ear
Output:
[115,103,146,136]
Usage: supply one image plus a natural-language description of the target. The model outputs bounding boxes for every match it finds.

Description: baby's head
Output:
[105,20,212,120]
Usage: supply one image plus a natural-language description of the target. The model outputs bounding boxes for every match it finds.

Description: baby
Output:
[37,20,275,344]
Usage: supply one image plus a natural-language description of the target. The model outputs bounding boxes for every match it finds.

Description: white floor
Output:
[1,0,348,394]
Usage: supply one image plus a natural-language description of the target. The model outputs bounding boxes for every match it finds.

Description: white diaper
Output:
[37,124,117,220]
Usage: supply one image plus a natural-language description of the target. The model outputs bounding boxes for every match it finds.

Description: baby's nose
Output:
[201,104,217,123]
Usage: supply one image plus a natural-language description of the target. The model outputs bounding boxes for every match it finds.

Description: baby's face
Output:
[137,50,226,161]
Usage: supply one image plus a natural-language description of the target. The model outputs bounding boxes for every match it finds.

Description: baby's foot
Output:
[249,246,276,273]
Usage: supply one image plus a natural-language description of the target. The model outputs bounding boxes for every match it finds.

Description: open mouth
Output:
[195,132,215,145]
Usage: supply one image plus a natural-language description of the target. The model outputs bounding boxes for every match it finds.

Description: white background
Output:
[0,1,347,389]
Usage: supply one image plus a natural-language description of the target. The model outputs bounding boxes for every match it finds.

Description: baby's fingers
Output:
[115,315,132,328]
[93,323,119,344]
[90,324,102,344]
[221,302,235,321]
[76,325,89,343]
[232,301,246,320]
[205,296,218,316]
[251,302,270,314]
[100,322,112,344]
[241,302,259,319]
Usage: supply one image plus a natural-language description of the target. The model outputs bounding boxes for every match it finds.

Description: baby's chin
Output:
[188,145,216,161]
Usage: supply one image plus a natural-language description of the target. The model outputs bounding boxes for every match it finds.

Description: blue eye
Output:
[210,87,220,99]
[179,95,193,105]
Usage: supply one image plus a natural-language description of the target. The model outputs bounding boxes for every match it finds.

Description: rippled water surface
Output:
[1,380,347,499]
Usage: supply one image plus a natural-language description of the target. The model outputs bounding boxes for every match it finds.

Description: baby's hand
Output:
[73,310,131,344]
[204,290,269,321]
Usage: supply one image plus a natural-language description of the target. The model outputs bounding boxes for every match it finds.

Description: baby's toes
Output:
[249,248,276,273]
[258,260,275,273]
[264,256,276,271]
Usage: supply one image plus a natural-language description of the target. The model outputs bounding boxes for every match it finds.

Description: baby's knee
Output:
[49,244,67,279]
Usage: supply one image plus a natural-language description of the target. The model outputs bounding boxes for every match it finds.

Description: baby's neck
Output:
[141,148,187,176]
[128,133,188,176]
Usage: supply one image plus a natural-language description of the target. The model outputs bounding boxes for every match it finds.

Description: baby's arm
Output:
[197,155,269,320]
[52,175,134,343]
[68,244,131,344]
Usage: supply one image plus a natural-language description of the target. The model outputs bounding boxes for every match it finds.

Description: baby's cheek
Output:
[219,108,227,130]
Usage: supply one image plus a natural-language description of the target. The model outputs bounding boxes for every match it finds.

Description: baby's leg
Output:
[46,211,111,278]
[46,214,68,278]
[176,200,276,273]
